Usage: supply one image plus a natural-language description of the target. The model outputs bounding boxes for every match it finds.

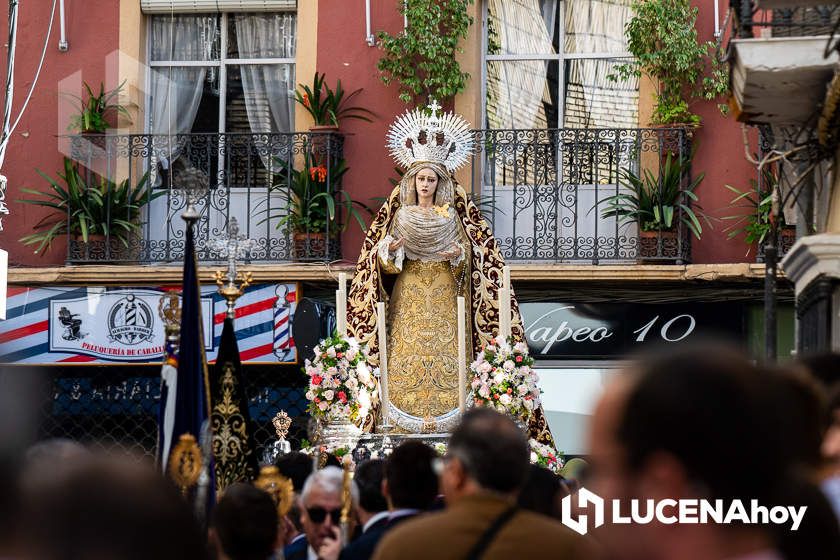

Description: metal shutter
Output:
[140,1,296,13]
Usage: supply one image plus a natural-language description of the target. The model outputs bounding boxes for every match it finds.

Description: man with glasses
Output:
[373,409,592,560]
[284,466,354,560]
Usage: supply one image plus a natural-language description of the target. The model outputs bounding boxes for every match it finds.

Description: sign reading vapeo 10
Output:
[519,302,745,359]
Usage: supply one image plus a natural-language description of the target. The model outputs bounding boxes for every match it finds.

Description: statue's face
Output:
[415,167,439,201]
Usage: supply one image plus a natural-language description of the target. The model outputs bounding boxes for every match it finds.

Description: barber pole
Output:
[273,285,292,361]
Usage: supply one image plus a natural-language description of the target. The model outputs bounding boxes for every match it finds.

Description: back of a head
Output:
[517,464,562,518]
[797,352,840,390]
[274,451,314,493]
[354,459,387,513]
[385,441,439,510]
[23,456,205,560]
[618,344,780,504]
[764,367,826,471]
[448,408,529,494]
[213,483,278,560]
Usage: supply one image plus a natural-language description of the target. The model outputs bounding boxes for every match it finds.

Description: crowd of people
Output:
[2,343,840,560]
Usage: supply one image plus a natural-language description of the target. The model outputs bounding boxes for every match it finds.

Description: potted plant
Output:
[609,0,728,127]
[296,72,375,131]
[269,152,372,261]
[598,151,708,261]
[66,80,132,134]
[723,167,795,260]
[19,157,157,260]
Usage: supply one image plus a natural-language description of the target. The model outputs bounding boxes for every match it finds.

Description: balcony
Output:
[64,132,345,264]
[58,128,695,265]
[729,1,840,124]
[470,127,694,264]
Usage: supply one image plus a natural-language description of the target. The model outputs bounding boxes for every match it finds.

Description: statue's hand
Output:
[388,237,405,252]
[439,244,461,260]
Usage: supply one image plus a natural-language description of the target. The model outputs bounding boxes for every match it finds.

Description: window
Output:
[483,0,638,130]
[147,12,296,185]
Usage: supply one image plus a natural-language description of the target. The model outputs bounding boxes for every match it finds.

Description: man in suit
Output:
[283,466,351,560]
[373,410,593,560]
[210,483,279,560]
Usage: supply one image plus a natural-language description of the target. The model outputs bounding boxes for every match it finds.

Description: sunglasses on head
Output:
[307,507,342,524]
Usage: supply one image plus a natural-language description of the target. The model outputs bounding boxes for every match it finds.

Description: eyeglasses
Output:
[307,507,342,524]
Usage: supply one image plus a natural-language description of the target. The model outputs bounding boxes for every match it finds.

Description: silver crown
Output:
[386,99,474,173]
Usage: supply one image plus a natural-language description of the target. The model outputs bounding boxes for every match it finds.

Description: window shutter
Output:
[140,0,296,13]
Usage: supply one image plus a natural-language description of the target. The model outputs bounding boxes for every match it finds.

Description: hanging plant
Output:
[376,0,474,105]
[609,0,728,126]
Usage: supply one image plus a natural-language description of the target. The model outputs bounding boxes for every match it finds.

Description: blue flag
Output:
[158,222,211,480]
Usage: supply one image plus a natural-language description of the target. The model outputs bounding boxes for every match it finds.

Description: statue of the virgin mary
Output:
[347,103,553,444]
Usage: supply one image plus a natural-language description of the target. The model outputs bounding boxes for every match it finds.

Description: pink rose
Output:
[338,391,347,403]
[312,375,323,386]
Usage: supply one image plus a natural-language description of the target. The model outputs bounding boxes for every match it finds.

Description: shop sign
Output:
[0,283,298,364]
[520,302,744,359]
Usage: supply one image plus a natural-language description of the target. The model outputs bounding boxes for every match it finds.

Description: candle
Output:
[457,296,466,414]
[498,287,510,342]
[503,265,511,292]
[376,302,390,426]
[336,273,347,337]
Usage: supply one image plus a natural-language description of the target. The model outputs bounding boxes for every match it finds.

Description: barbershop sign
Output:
[519,302,744,359]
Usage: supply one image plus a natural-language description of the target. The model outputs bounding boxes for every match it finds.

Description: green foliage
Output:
[598,151,709,239]
[269,152,372,234]
[722,167,785,254]
[19,157,157,254]
[295,72,375,127]
[609,0,728,125]
[376,0,474,104]
[66,81,131,133]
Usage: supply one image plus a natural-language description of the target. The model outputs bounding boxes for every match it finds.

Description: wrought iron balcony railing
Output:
[468,127,694,264]
[732,1,840,39]
[59,128,695,265]
[64,132,345,264]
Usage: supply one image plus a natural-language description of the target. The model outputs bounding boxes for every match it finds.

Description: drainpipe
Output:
[58,0,68,51]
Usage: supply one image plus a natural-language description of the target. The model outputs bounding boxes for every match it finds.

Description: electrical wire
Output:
[0,0,58,169]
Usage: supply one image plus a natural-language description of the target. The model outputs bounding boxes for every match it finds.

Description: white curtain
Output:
[486,0,556,130]
[235,13,296,168]
[148,15,216,181]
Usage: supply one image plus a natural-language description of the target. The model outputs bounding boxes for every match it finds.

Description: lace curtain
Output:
[148,15,217,183]
[235,13,296,168]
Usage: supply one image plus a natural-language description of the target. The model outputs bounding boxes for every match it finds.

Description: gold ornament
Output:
[272,411,292,440]
[158,291,182,336]
[169,433,202,495]
[254,465,295,517]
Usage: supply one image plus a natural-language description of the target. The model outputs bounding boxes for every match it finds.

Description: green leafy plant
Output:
[19,158,157,254]
[722,167,786,254]
[598,151,708,239]
[270,152,372,234]
[377,0,474,104]
[66,80,131,133]
[609,0,728,125]
[295,72,375,127]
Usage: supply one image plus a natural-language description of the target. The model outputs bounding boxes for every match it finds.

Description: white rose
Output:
[496,404,507,413]
[514,342,528,353]
[478,384,490,398]
[324,390,335,401]
[499,393,512,405]
[346,377,359,391]
[530,451,538,463]
[326,346,337,358]
[471,378,481,389]
[517,385,528,396]
[479,361,492,374]
[493,372,506,385]
[347,348,358,361]
[318,401,329,411]
[327,366,338,376]
[358,364,372,384]
[503,360,515,371]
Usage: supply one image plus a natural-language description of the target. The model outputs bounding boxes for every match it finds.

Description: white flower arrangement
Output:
[468,337,541,421]
[529,438,564,475]
[304,333,379,423]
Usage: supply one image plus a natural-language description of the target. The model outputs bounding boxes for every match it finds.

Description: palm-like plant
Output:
[19,157,157,254]
[270,152,371,233]
[66,81,131,133]
[599,151,707,239]
[295,72,375,127]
